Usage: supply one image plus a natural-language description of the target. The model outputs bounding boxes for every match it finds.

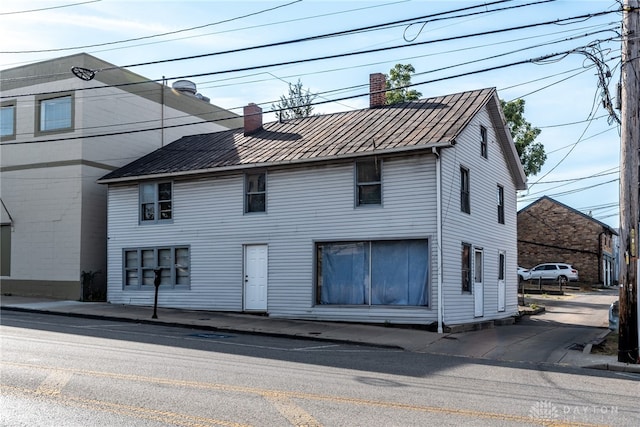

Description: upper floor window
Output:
[245,172,266,213]
[460,167,470,214]
[38,95,72,132]
[0,103,16,139]
[497,185,505,224]
[140,182,172,223]
[356,158,382,206]
[480,125,488,158]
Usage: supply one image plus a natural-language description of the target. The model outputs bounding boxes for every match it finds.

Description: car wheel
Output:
[558,275,568,287]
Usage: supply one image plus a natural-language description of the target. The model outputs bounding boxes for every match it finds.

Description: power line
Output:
[14,0,412,56]
[0,17,618,140]
[4,1,607,88]
[87,7,619,81]
[1,42,621,146]
[0,0,101,16]
[1,14,620,101]
[0,1,303,54]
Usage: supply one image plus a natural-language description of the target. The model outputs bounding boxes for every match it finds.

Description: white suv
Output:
[528,263,579,284]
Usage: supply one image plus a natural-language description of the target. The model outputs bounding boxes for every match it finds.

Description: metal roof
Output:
[99,87,519,184]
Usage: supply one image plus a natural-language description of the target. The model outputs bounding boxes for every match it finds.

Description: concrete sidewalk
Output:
[1,293,638,374]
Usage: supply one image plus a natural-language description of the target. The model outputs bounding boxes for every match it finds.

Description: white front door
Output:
[244,244,268,311]
[497,251,506,312]
[474,248,484,317]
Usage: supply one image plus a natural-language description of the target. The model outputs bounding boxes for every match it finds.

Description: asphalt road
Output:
[1,310,639,426]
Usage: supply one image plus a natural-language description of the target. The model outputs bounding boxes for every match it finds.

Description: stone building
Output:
[518,196,617,286]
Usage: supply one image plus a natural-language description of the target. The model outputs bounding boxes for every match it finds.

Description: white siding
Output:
[107,155,440,324]
[439,107,520,325]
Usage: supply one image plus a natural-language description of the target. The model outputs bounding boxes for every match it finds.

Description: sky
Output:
[0,0,623,228]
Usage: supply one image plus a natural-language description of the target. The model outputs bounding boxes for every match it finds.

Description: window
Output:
[460,167,470,214]
[461,243,472,292]
[245,172,266,213]
[356,158,382,206]
[123,246,189,289]
[316,240,428,306]
[38,95,72,132]
[497,185,505,224]
[480,125,488,158]
[1,103,16,139]
[140,182,172,223]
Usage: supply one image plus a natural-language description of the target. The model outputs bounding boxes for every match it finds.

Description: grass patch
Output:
[592,332,618,355]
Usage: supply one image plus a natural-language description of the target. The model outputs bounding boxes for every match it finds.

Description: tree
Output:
[271,79,316,122]
[385,63,422,104]
[500,98,545,177]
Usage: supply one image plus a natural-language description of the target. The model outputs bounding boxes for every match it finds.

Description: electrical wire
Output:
[0,1,303,54]
[1,4,617,87]
[32,0,414,56]
[0,0,100,16]
[0,42,622,146]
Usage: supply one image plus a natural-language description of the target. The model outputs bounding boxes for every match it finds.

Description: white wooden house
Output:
[99,74,527,328]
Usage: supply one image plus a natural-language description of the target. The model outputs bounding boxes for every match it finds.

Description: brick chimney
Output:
[369,73,386,108]
[243,103,262,136]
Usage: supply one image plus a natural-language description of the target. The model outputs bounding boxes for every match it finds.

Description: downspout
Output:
[432,146,444,334]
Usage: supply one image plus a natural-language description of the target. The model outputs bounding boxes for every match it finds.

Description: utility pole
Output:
[619,0,640,364]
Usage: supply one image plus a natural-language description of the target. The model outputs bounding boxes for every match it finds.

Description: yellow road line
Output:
[262,391,322,427]
[2,384,248,427]
[2,361,607,427]
[35,370,72,396]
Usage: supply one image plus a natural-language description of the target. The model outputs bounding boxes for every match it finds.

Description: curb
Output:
[584,363,640,373]
[0,305,403,351]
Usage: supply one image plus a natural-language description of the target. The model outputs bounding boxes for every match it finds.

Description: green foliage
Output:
[272,79,316,121]
[385,64,422,104]
[500,98,545,177]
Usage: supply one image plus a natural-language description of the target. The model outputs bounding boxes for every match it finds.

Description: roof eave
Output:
[97,141,454,185]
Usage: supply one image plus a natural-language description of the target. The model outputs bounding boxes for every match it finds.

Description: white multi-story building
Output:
[0,53,241,300]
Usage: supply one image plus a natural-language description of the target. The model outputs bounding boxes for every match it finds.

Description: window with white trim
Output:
[245,172,266,213]
[124,246,189,289]
[356,158,382,206]
[140,182,172,223]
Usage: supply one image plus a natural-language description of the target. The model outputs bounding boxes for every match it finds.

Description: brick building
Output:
[518,196,617,286]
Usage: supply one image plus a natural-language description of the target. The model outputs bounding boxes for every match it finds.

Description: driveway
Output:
[419,288,619,364]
